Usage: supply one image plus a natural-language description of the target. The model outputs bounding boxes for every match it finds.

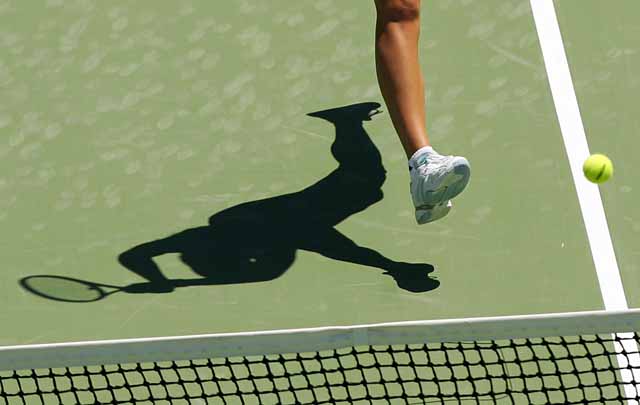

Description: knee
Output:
[376,0,421,22]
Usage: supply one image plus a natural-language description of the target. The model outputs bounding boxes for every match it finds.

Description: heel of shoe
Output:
[443,164,471,201]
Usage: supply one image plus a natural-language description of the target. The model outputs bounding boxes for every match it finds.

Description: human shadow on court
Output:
[19,103,439,301]
[116,102,439,294]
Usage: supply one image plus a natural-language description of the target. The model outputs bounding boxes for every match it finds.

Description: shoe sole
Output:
[415,200,452,225]
[417,160,471,206]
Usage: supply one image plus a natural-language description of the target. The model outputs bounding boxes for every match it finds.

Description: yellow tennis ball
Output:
[583,154,613,184]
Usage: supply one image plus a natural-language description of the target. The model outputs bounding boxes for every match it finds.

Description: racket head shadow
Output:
[19,275,113,303]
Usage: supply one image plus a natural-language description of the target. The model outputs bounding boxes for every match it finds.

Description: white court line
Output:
[530,0,639,402]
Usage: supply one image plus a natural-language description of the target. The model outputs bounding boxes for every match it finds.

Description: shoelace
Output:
[416,153,449,174]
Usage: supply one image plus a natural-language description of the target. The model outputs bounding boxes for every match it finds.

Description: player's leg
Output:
[374,0,428,158]
[373,0,471,224]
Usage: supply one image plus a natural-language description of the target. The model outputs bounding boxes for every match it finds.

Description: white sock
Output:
[409,146,435,161]
[409,146,437,171]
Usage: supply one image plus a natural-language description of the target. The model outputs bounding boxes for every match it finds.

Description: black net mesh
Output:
[1,333,639,404]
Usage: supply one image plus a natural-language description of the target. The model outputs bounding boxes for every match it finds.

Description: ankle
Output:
[408,145,438,171]
[409,146,434,161]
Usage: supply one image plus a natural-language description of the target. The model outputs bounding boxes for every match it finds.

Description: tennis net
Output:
[1,309,640,404]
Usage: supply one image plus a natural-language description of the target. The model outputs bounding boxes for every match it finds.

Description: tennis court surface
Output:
[1,0,639,403]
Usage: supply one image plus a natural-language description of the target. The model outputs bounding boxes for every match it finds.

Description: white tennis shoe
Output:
[410,150,470,224]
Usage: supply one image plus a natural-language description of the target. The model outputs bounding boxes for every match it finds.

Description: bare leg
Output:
[374,0,429,159]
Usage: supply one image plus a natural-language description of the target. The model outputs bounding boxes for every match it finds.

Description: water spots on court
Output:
[470,129,493,148]
[143,83,165,99]
[513,86,533,101]
[518,32,538,50]
[118,63,139,77]
[306,19,340,42]
[100,149,130,162]
[102,185,122,209]
[286,78,311,100]
[231,88,257,114]
[237,184,254,194]
[111,17,128,33]
[179,3,195,17]
[81,51,107,74]
[468,206,493,225]
[286,13,305,27]
[187,48,206,62]
[596,71,613,82]
[497,1,531,20]
[1,32,23,71]
[139,50,159,67]
[224,72,255,98]
[123,161,141,176]
[156,114,175,131]
[259,56,277,71]
[188,29,207,44]
[0,61,14,86]
[176,148,196,161]
[252,103,271,122]
[221,140,242,156]
[489,77,508,90]
[468,21,496,40]
[214,23,232,34]
[331,72,351,85]
[606,47,637,61]
[269,182,286,193]
[0,113,13,129]
[9,130,25,148]
[441,85,465,104]
[534,158,555,169]
[22,49,51,69]
[120,92,141,110]
[199,53,221,71]
[36,167,56,184]
[59,18,90,53]
[475,100,499,117]
[430,115,456,139]
[53,192,73,211]
[95,96,117,114]
[198,98,221,117]
[237,26,272,58]
[314,0,337,15]
[19,142,43,161]
[179,209,195,221]
[279,132,297,146]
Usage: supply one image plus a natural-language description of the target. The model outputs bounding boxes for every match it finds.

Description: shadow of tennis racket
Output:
[19,275,197,303]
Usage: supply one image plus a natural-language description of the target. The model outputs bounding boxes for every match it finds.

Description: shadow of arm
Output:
[118,237,178,285]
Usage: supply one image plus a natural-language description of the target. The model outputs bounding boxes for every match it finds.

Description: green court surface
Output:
[554,0,640,308]
[0,0,636,351]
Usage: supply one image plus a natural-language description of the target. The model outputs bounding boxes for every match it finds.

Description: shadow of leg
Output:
[300,227,439,293]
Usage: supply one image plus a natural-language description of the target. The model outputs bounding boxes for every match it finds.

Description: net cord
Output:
[2,309,640,372]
